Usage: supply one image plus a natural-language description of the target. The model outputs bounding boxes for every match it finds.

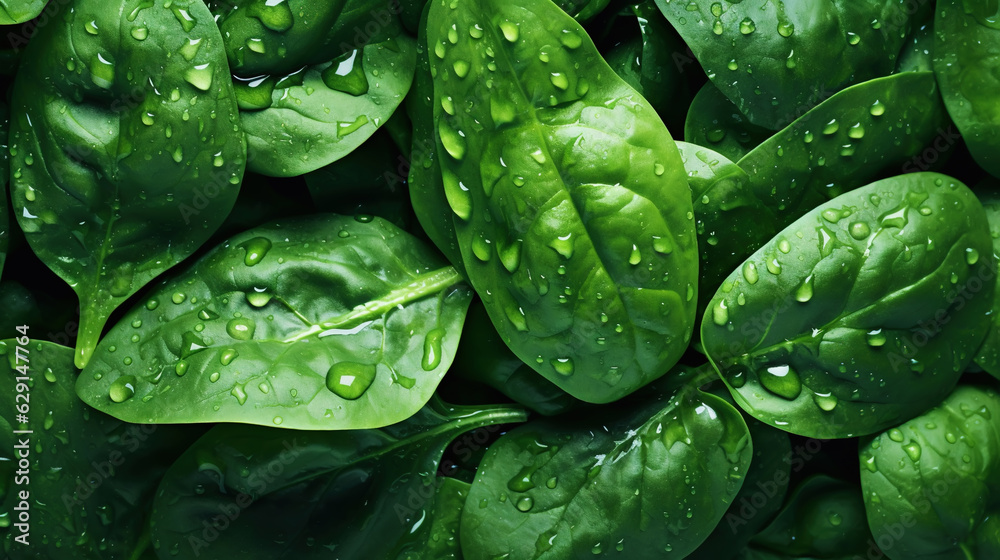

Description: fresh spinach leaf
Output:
[0,0,46,25]
[8,0,247,368]
[860,384,1000,560]
[687,383,791,560]
[453,301,578,416]
[703,173,995,438]
[0,100,7,281]
[605,3,691,134]
[655,0,928,129]
[933,0,1000,178]
[738,475,873,560]
[206,0,401,78]
[408,0,464,269]
[460,377,752,559]
[557,0,612,22]
[685,82,774,162]
[975,189,1000,379]
[401,477,471,560]
[739,72,951,232]
[677,141,777,314]
[0,341,203,559]
[149,397,526,559]
[427,0,699,404]
[238,36,416,177]
[896,22,933,73]
[75,215,472,430]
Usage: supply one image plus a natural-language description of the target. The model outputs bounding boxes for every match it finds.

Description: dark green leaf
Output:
[703,173,995,438]
[975,189,1000,379]
[460,378,752,559]
[0,0,47,25]
[739,72,951,232]
[76,215,472,430]
[655,0,928,129]
[206,0,401,77]
[0,341,202,559]
[684,82,773,162]
[741,475,872,560]
[860,384,1000,560]
[9,0,246,368]
[677,141,777,315]
[428,0,699,403]
[239,36,416,177]
[933,0,1000,178]
[149,398,526,559]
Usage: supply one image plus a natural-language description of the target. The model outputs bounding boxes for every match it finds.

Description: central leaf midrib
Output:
[283,266,463,342]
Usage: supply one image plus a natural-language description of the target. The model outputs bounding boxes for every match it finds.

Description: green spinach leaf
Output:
[0,0,46,25]
[739,72,950,232]
[453,301,578,416]
[738,475,873,560]
[238,36,416,177]
[687,383,791,560]
[0,341,202,559]
[677,141,777,314]
[460,378,752,559]
[401,477,471,560]
[408,1,464,269]
[0,101,8,281]
[684,82,773,162]
[860,384,1000,560]
[702,173,995,439]
[206,0,401,78]
[655,0,928,129]
[933,0,1000,178]
[974,189,1000,379]
[75,215,472,430]
[428,0,699,404]
[9,0,246,368]
[149,398,526,559]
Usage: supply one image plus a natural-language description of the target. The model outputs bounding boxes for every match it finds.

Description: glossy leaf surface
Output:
[428,0,699,403]
[703,173,995,438]
[76,215,472,430]
[9,0,246,368]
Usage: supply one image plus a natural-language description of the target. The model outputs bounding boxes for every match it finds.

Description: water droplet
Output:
[629,245,642,265]
[231,383,248,405]
[903,441,922,461]
[421,328,445,371]
[870,100,886,116]
[109,376,137,403]
[337,115,369,137]
[739,18,756,34]
[246,288,272,308]
[712,300,729,326]
[516,496,534,512]
[507,466,536,492]
[321,49,370,95]
[131,26,148,40]
[966,248,980,265]
[551,358,574,376]
[240,237,272,266]
[499,21,519,42]
[759,365,801,400]
[777,21,794,37]
[795,275,814,302]
[866,329,887,347]
[848,123,866,139]
[226,318,256,341]
[220,349,239,366]
[326,362,377,399]
[452,59,470,78]
[171,292,186,304]
[813,392,838,411]
[823,119,839,135]
[550,73,569,90]
[560,30,582,49]
[742,262,759,284]
[849,222,871,240]
[247,0,293,32]
[549,234,574,258]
